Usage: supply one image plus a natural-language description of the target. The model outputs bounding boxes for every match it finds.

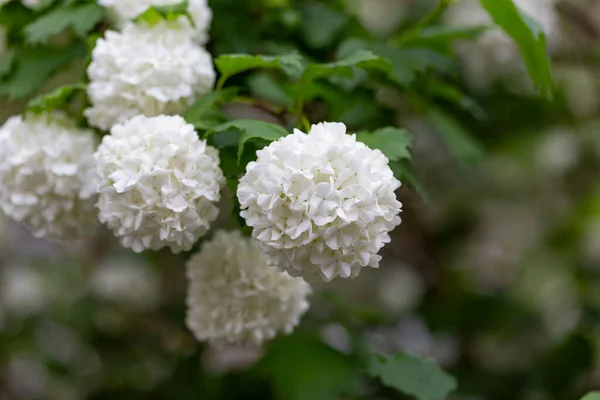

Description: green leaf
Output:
[368,353,457,400]
[581,392,600,400]
[337,39,456,86]
[300,3,348,49]
[390,160,430,203]
[183,88,238,130]
[209,119,288,163]
[302,49,392,83]
[0,45,83,99]
[26,83,86,113]
[426,80,487,120]
[355,127,412,162]
[259,334,359,400]
[247,73,294,107]
[133,0,192,26]
[24,3,105,44]
[479,0,554,97]
[0,49,16,77]
[426,107,484,164]
[372,45,456,86]
[215,53,305,85]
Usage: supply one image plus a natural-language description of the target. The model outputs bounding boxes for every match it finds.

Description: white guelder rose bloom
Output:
[237,122,402,282]
[98,0,212,44]
[85,19,215,131]
[95,115,224,253]
[186,230,311,347]
[0,112,98,241]
[445,0,558,90]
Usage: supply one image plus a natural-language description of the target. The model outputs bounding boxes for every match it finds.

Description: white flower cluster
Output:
[237,122,402,281]
[95,115,224,253]
[445,0,559,90]
[0,112,98,241]
[186,230,311,347]
[98,0,212,44]
[85,19,215,130]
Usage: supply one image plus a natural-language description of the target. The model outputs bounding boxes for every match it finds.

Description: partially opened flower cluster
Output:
[0,0,404,348]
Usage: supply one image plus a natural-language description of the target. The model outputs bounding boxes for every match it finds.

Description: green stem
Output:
[215,75,228,91]
[294,78,309,129]
[300,115,310,131]
[395,0,455,45]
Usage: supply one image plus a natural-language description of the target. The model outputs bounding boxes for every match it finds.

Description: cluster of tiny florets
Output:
[94,115,224,253]
[85,19,215,130]
[186,230,311,347]
[237,122,402,281]
[98,0,212,44]
[0,112,98,241]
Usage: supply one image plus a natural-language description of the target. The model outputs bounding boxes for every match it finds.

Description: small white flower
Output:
[237,122,402,282]
[445,0,559,90]
[0,112,97,241]
[186,230,311,347]
[85,19,215,131]
[95,115,224,253]
[98,0,212,44]
[91,256,160,310]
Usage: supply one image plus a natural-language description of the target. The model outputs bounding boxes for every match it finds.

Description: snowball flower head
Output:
[445,0,558,90]
[237,122,402,281]
[186,230,311,347]
[98,0,212,44]
[95,115,224,253]
[0,112,97,241]
[85,19,215,130]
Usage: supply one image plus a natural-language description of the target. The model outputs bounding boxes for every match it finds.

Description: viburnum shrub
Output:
[0,0,576,398]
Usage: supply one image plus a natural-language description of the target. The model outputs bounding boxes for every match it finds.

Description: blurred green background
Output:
[2,0,600,399]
